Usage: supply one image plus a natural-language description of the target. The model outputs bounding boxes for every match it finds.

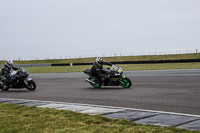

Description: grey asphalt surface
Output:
[0,69,200,116]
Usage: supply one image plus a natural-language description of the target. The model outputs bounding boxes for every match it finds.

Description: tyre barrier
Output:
[52,59,200,66]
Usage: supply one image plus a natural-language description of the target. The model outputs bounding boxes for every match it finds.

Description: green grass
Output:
[22,62,200,73]
[0,62,199,73]
[0,103,196,133]
[119,62,200,71]
[1,53,200,65]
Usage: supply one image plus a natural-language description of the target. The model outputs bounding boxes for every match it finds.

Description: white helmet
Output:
[95,57,103,66]
[6,59,14,68]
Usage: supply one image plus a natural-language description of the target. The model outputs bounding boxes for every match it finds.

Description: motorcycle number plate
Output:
[118,69,122,73]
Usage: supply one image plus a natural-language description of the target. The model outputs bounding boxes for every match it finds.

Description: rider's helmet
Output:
[95,57,103,66]
[6,59,14,68]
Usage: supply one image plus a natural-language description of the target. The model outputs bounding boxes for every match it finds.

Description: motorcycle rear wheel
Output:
[0,82,9,91]
[89,77,101,88]
[25,80,36,91]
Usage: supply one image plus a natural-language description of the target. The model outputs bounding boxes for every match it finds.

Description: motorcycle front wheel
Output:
[119,77,132,88]
[25,80,36,91]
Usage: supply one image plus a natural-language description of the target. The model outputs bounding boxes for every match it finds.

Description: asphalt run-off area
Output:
[0,69,200,131]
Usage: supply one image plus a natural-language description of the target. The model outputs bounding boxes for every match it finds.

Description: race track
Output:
[0,69,200,115]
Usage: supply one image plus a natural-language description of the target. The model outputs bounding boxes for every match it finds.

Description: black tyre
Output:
[25,80,36,91]
[0,81,3,89]
[1,82,9,91]
[89,77,101,88]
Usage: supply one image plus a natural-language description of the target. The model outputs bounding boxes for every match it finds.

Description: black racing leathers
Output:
[90,62,112,85]
[0,64,19,83]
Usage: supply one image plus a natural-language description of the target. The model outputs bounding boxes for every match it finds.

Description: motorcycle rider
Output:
[90,57,113,85]
[0,60,19,88]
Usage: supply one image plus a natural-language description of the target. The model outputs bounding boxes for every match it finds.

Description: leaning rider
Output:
[90,57,113,85]
[0,60,19,88]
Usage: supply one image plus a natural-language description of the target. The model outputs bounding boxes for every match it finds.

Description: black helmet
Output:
[95,57,103,66]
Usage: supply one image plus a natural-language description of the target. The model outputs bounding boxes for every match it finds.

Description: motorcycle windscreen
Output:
[18,69,29,78]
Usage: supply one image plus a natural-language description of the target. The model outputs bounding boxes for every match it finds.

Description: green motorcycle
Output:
[83,65,132,88]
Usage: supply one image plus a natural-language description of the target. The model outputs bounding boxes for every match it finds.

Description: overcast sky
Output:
[0,0,200,60]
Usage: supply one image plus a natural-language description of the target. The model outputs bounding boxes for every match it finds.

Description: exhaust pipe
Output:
[85,79,97,85]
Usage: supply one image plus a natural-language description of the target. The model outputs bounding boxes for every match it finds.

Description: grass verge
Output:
[0,103,195,133]
[1,53,199,73]
[23,62,200,73]
[1,53,200,65]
